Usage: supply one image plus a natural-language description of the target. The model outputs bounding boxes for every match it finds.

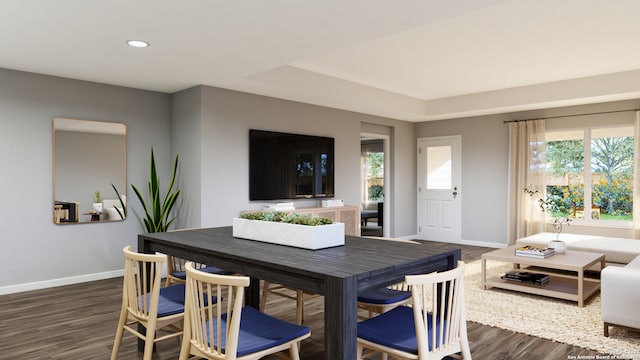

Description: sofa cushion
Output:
[626,254,640,269]
[516,232,640,264]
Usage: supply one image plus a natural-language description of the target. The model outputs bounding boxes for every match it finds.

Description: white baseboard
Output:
[459,238,505,248]
[0,269,124,296]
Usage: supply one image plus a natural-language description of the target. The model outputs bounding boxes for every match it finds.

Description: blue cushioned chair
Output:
[180,262,311,360]
[111,246,187,360]
[166,255,232,287]
[357,261,471,360]
[357,285,412,319]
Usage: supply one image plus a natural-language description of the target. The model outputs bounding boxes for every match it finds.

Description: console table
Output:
[292,205,360,236]
[138,227,460,359]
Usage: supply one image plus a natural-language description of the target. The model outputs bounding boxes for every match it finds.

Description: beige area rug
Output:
[465,259,640,358]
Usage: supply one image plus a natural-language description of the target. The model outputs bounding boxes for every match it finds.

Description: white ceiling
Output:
[4,0,640,122]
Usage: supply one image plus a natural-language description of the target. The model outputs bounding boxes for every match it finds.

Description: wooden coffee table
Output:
[481,245,605,307]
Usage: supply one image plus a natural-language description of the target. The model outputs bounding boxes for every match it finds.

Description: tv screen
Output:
[249,129,335,201]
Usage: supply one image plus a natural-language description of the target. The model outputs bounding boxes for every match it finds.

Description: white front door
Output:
[417,136,461,243]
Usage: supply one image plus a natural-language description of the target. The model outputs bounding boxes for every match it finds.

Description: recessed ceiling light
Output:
[127,40,149,48]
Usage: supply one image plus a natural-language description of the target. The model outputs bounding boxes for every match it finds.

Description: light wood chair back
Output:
[406,261,470,359]
[357,261,471,360]
[260,281,317,325]
[167,256,203,286]
[166,255,233,287]
[111,246,184,360]
[180,262,310,360]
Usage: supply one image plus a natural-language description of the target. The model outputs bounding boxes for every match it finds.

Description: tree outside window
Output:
[364,152,384,201]
[546,126,633,222]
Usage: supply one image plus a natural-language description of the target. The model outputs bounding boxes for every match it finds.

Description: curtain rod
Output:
[503,108,639,124]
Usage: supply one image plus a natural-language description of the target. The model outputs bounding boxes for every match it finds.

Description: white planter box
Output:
[232,218,345,250]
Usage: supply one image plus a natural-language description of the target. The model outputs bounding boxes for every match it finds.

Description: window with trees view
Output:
[546,126,634,223]
[363,152,384,202]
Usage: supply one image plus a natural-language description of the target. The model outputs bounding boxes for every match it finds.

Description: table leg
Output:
[325,276,357,360]
[246,277,261,309]
[578,269,584,307]
[481,257,487,290]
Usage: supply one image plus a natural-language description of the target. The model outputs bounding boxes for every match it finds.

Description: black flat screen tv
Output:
[249,129,335,201]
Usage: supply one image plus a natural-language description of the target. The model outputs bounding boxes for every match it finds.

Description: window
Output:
[426,145,452,190]
[363,152,384,202]
[545,126,634,224]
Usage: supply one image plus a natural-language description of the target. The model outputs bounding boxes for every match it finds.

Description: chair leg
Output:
[460,320,472,359]
[460,338,472,359]
[356,343,364,360]
[110,306,128,360]
[261,280,270,311]
[289,342,301,360]
[604,322,610,337]
[179,321,192,360]
[143,323,156,360]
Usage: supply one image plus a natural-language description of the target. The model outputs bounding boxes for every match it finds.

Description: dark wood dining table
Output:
[138,226,461,360]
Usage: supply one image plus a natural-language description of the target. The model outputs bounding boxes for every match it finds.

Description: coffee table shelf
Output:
[482,246,605,307]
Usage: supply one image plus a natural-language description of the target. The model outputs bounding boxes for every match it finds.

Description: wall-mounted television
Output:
[249,129,335,201]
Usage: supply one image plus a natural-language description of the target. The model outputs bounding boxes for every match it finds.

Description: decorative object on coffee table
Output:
[524,187,571,244]
[548,239,567,253]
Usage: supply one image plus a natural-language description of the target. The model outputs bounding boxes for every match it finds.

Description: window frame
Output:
[545,124,634,229]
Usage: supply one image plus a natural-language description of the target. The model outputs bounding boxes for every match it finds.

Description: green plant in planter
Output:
[131,148,180,233]
[93,191,102,203]
[239,211,334,226]
[523,187,571,240]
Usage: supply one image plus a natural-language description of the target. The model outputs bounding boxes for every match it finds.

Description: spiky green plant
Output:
[110,183,127,220]
[131,148,180,233]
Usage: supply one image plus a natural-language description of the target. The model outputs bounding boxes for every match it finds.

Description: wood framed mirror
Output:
[53,118,127,224]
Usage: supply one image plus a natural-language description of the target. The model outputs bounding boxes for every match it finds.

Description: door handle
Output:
[452,187,458,198]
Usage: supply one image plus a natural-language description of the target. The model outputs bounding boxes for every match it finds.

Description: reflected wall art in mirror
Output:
[53,118,127,224]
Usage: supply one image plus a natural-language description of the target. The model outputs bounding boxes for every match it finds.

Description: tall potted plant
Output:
[131,148,180,233]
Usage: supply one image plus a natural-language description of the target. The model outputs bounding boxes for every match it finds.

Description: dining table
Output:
[138,226,461,360]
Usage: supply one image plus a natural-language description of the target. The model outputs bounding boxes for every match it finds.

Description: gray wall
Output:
[172,85,418,236]
[416,98,640,246]
[0,70,416,293]
[0,68,171,291]
[8,63,635,292]
[171,86,203,230]
[416,115,509,245]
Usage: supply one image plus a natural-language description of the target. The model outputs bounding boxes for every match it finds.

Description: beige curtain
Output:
[507,120,546,245]
[633,111,640,239]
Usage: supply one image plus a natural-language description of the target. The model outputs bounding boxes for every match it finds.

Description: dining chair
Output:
[357,237,417,318]
[357,283,412,318]
[179,262,311,360]
[357,261,471,360]
[260,281,318,325]
[166,255,232,287]
[111,246,186,360]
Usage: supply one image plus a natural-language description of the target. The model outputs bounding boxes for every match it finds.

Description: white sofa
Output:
[602,256,640,336]
[517,232,640,336]
[515,232,640,265]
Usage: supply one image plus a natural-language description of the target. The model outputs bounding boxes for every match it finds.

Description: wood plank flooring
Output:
[0,241,608,359]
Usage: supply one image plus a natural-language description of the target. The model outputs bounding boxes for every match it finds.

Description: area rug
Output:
[464,259,640,358]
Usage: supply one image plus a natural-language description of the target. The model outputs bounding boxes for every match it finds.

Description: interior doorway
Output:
[360,133,390,237]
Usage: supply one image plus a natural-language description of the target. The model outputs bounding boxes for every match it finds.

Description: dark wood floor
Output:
[0,240,606,360]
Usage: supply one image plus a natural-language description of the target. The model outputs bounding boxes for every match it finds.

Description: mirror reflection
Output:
[53,118,127,224]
